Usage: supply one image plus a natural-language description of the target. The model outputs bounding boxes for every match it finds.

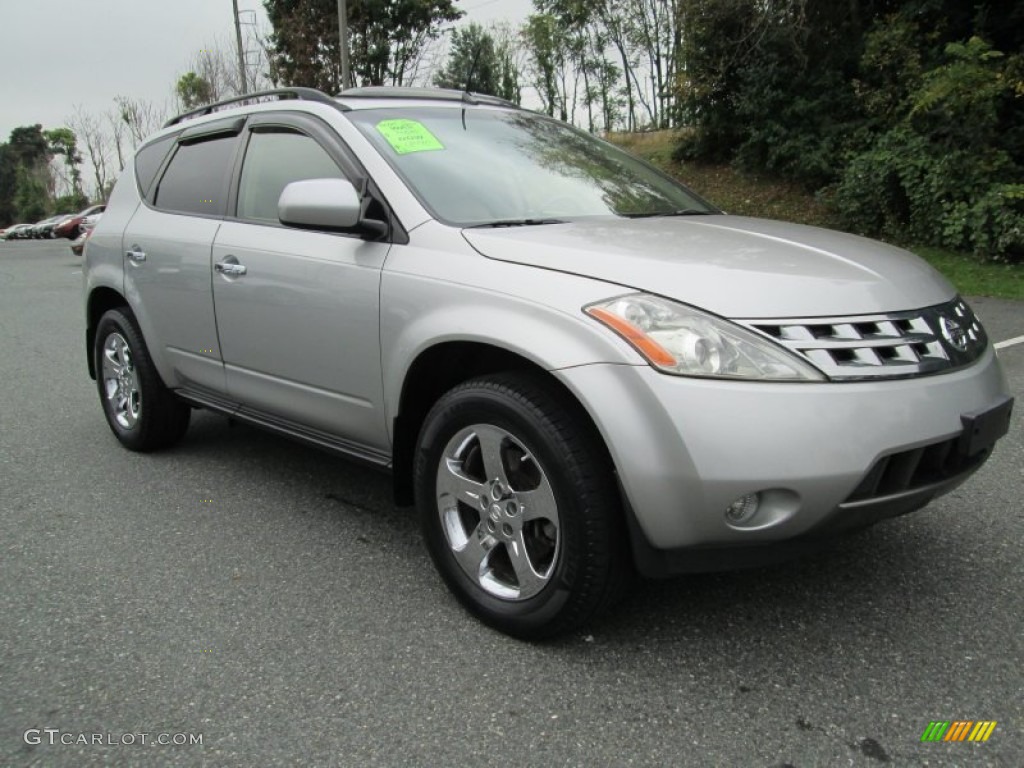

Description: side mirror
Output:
[278,178,362,231]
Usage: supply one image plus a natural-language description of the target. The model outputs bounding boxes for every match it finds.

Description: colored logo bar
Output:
[920,721,997,742]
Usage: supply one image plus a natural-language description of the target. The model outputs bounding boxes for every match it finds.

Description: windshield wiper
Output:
[619,209,712,219]
[467,218,567,229]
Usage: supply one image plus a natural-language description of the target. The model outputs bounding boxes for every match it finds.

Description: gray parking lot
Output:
[1,241,1021,767]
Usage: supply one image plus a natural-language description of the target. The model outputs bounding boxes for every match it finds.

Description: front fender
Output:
[379,238,641,432]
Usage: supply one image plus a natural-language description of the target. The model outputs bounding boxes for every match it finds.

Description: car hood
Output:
[461,215,954,318]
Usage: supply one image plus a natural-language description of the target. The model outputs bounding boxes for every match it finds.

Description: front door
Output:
[211,118,390,453]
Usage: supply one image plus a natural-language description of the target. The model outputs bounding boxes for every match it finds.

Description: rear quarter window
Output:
[134,135,176,199]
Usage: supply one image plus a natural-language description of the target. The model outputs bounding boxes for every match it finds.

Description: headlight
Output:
[585,294,825,381]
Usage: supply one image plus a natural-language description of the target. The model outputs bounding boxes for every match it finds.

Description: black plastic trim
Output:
[179,116,246,144]
[177,387,392,469]
[224,110,408,244]
[164,88,339,127]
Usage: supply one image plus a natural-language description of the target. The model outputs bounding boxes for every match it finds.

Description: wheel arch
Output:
[86,287,130,379]
[391,341,617,509]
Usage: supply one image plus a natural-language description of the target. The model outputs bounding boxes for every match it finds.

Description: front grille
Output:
[845,435,987,502]
[741,297,987,380]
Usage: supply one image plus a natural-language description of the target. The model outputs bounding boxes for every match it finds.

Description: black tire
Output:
[414,372,629,639]
[94,307,190,451]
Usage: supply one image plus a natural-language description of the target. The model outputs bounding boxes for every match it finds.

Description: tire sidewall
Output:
[415,384,592,637]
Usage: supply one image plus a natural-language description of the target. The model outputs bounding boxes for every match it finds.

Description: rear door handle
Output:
[215,261,247,277]
[125,246,146,262]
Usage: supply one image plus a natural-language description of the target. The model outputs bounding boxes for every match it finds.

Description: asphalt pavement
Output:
[1,240,1021,767]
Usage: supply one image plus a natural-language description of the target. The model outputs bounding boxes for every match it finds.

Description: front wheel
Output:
[414,373,629,639]
[94,307,191,451]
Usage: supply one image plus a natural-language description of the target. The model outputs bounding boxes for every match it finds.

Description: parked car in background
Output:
[38,214,75,239]
[70,212,102,256]
[3,223,34,240]
[55,204,106,239]
[28,215,63,239]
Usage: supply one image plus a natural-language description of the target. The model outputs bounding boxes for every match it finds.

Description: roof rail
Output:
[338,86,521,110]
[163,87,338,128]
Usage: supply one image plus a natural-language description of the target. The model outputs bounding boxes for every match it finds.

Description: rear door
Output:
[210,112,391,455]
[123,118,244,396]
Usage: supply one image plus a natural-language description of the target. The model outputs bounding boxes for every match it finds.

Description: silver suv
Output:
[84,87,1013,638]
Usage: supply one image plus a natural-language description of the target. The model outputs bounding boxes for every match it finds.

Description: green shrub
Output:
[833,37,1024,262]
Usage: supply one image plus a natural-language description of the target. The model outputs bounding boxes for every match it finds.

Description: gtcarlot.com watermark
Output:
[24,729,202,747]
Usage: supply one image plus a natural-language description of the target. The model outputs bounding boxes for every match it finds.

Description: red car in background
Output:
[54,204,105,239]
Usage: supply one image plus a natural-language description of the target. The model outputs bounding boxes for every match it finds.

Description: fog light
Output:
[725,493,760,525]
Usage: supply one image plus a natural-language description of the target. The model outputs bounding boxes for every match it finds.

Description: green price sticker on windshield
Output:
[376,119,444,155]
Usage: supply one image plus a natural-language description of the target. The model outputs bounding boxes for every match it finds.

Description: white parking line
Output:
[994,335,1024,350]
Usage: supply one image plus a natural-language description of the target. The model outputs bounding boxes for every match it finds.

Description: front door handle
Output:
[125,246,146,262]
[215,261,247,277]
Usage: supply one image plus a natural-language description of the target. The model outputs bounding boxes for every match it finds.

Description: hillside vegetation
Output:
[610,130,1024,301]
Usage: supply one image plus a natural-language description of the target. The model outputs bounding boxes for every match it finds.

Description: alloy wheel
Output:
[436,423,560,600]
[101,332,140,429]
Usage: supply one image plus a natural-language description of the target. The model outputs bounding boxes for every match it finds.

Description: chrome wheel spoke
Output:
[102,343,123,377]
[437,459,487,510]
[517,477,559,525]
[453,522,495,577]
[509,531,546,595]
[474,424,510,487]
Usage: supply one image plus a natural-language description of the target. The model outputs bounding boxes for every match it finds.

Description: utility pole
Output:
[338,0,350,90]
[233,0,248,94]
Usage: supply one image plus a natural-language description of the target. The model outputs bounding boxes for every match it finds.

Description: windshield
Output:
[348,107,716,226]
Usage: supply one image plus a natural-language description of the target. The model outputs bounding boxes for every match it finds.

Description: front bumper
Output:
[554,347,1011,576]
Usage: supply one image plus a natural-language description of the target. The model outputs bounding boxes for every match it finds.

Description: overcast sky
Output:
[0,0,533,144]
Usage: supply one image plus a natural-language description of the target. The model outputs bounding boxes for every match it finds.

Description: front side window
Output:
[236,130,345,223]
[153,136,237,216]
[348,107,716,226]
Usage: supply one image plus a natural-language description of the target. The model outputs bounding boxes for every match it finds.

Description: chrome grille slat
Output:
[741,298,988,381]
[792,335,935,350]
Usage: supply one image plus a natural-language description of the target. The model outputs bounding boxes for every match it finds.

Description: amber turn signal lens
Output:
[585,306,678,368]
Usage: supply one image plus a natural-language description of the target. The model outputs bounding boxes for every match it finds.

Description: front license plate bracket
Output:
[959,396,1014,457]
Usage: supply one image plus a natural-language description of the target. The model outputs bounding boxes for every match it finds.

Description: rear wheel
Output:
[414,373,628,639]
[94,308,190,451]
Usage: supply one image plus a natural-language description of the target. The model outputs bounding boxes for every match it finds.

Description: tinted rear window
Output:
[153,136,237,216]
[134,135,176,199]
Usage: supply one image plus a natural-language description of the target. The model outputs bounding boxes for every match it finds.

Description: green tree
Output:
[45,127,84,200]
[0,144,17,223]
[13,164,48,222]
[264,0,462,91]
[523,14,566,119]
[2,126,52,222]
[434,23,519,100]
[176,71,214,109]
[836,35,1024,260]
[7,125,49,168]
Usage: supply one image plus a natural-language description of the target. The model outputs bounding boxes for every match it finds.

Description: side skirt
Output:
[177,385,392,471]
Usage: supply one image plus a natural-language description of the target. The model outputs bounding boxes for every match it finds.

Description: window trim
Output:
[134,133,179,201]
[225,111,408,244]
[231,124,351,227]
[149,128,245,219]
